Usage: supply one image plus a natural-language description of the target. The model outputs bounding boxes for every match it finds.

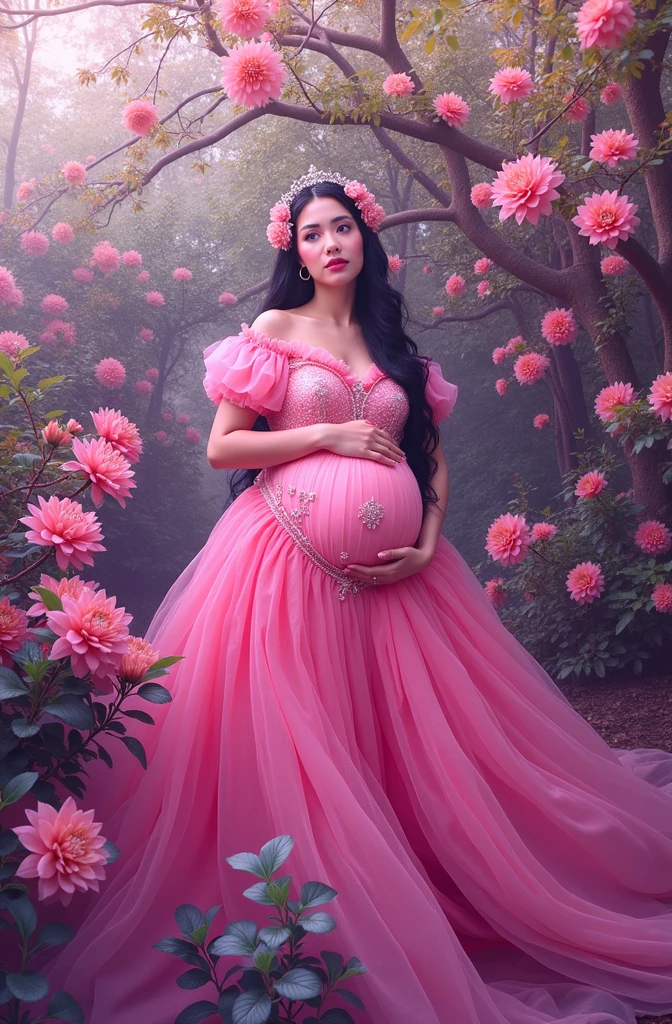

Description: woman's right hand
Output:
[321,420,405,465]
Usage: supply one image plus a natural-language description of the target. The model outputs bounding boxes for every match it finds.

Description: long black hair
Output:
[225,180,441,514]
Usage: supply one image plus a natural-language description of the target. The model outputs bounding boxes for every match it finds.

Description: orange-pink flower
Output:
[571,189,639,248]
[491,154,564,226]
[41,420,71,447]
[651,582,672,614]
[383,73,414,96]
[484,577,506,608]
[513,351,550,384]
[648,372,672,422]
[90,407,143,464]
[266,221,292,249]
[220,40,285,108]
[589,128,638,166]
[575,469,607,498]
[633,519,672,555]
[600,82,623,104]
[94,357,126,390]
[218,0,271,38]
[119,635,159,682]
[470,183,493,208]
[488,67,533,104]
[575,0,635,50]
[566,562,605,604]
[12,797,109,905]
[485,513,532,565]
[122,99,159,137]
[594,380,636,421]
[433,92,470,127]
[47,587,132,687]
[19,495,106,572]
[61,436,137,508]
[601,254,629,276]
[0,597,30,668]
[541,307,578,345]
[531,521,558,541]
[533,413,550,429]
[26,573,99,619]
[445,273,466,296]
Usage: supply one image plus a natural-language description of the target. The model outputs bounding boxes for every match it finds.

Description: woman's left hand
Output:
[344,546,434,586]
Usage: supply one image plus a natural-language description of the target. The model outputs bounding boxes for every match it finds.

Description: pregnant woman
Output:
[44,169,672,1024]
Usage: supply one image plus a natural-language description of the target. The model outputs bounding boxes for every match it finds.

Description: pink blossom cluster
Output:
[61,435,137,508]
[633,520,672,555]
[20,495,106,572]
[433,92,470,127]
[491,154,564,226]
[173,267,192,281]
[388,254,404,273]
[566,562,605,604]
[0,597,31,667]
[652,583,672,614]
[513,351,550,384]
[563,93,591,122]
[135,379,153,395]
[485,513,532,565]
[21,231,49,256]
[90,241,121,275]
[601,82,623,104]
[594,380,636,421]
[52,222,74,243]
[122,99,159,137]
[492,346,507,364]
[62,161,87,186]
[533,413,550,429]
[0,330,29,359]
[72,267,94,284]
[383,73,415,96]
[95,357,125,389]
[541,307,577,345]
[601,254,629,276]
[432,306,445,317]
[145,290,165,306]
[445,273,466,297]
[91,406,143,463]
[575,0,635,50]
[40,320,76,347]
[137,269,150,284]
[575,469,607,498]
[572,190,639,248]
[477,280,492,299]
[219,291,238,305]
[484,577,506,608]
[40,293,69,315]
[220,40,285,108]
[531,521,558,541]
[589,129,638,166]
[123,250,143,267]
[648,372,672,422]
[140,328,154,342]
[16,178,36,201]
[218,0,272,37]
[471,183,493,208]
[185,426,201,445]
[495,378,508,395]
[489,67,534,104]
[0,266,23,313]
[474,257,492,275]
[343,180,386,231]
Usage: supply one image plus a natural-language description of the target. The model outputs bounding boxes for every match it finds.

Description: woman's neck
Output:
[299,280,357,328]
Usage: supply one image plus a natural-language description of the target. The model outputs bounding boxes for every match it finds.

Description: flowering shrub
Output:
[154,835,368,1024]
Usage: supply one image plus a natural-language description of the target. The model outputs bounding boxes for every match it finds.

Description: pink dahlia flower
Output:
[383,73,415,96]
[634,519,672,555]
[137,269,150,284]
[445,273,466,297]
[160,410,173,420]
[140,328,154,342]
[52,222,74,243]
[651,582,672,614]
[269,201,291,222]
[12,797,109,906]
[563,93,591,121]
[20,231,49,256]
[218,0,270,37]
[491,154,564,226]
[47,587,131,689]
[220,40,285,108]
[61,436,137,508]
[219,291,238,306]
[72,267,94,284]
[91,406,143,464]
[514,351,550,384]
[541,307,578,345]
[471,183,493,208]
[0,597,30,668]
[572,189,639,248]
[122,99,159,137]
[601,254,629,276]
[172,267,192,281]
[0,330,29,359]
[566,561,605,604]
[576,0,635,50]
[135,380,153,395]
[122,250,142,267]
[474,257,492,275]
[433,92,470,127]
[495,378,508,395]
[145,290,165,306]
[432,306,444,317]
[575,469,607,498]
[41,294,69,315]
[489,67,534,104]
[648,372,672,422]
[485,512,532,566]
[601,82,623,104]
[589,128,638,166]
[492,346,507,364]
[177,413,190,424]
[477,280,492,299]
[594,380,636,421]
[16,178,36,201]
[26,573,99,619]
[40,320,76,347]
[19,495,105,572]
[42,421,71,447]
[533,413,550,429]
[145,367,159,380]
[94,358,126,390]
[185,426,201,445]
[0,266,23,312]
[90,241,120,274]
[504,336,524,353]
[484,577,506,609]
[155,430,169,443]
[119,636,159,683]
[388,254,404,273]
[62,161,87,186]
[531,521,558,541]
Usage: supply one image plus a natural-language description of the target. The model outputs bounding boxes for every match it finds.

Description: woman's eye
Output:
[305,232,318,241]
[337,224,350,232]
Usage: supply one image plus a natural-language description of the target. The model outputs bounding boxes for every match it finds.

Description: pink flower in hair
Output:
[218,0,270,38]
[594,380,636,421]
[267,220,292,249]
[52,222,74,243]
[601,254,629,276]
[383,73,415,96]
[491,154,564,226]
[589,128,638,166]
[495,378,508,395]
[433,92,470,127]
[575,469,607,498]
[220,40,285,108]
[358,199,385,231]
[533,413,550,428]
[486,512,532,566]
[634,519,672,555]
[122,99,159,137]
[566,561,605,604]
[269,202,291,222]
[471,182,493,208]
[513,351,550,384]
[575,0,635,50]
[652,583,672,614]
[62,161,87,186]
[19,495,105,572]
[344,181,368,202]
[648,372,672,422]
[601,82,622,104]
[489,67,533,103]
[541,307,577,345]
[563,92,590,121]
[571,189,639,248]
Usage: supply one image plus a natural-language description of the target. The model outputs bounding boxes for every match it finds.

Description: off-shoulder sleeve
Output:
[424,359,458,424]
[202,323,289,416]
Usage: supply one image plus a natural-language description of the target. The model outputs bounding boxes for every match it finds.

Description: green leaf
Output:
[121,708,155,725]
[300,912,336,934]
[333,988,365,1010]
[1,771,38,806]
[152,936,201,961]
[176,968,212,990]
[209,920,258,956]
[137,682,172,703]
[174,1001,221,1024]
[12,719,40,738]
[340,956,368,978]
[445,33,459,49]
[46,695,94,730]
[231,989,272,1024]
[615,610,635,634]
[258,835,294,878]
[8,896,37,941]
[300,881,338,909]
[46,990,85,1022]
[102,839,120,863]
[424,33,436,53]
[119,734,147,768]
[37,376,67,390]
[175,904,206,940]
[226,851,266,879]
[257,925,291,950]
[36,921,76,947]
[6,971,49,1002]
[273,967,322,1001]
[31,586,63,611]
[0,667,29,699]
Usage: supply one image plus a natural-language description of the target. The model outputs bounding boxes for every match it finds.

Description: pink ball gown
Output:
[41,322,672,1024]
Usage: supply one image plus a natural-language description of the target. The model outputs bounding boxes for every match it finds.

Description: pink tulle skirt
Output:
[38,482,672,1024]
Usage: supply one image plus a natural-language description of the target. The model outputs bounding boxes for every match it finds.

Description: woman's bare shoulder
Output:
[250,309,295,339]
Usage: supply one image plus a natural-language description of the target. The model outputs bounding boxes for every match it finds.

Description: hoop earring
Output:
[298,265,311,281]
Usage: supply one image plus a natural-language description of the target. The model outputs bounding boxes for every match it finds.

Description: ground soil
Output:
[554,671,672,1024]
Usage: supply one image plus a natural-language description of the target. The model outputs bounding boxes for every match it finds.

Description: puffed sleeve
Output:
[424,359,458,424]
[202,323,289,416]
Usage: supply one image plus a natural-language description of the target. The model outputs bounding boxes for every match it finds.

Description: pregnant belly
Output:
[259,450,424,568]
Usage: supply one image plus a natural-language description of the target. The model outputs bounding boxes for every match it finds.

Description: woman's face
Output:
[295,195,364,286]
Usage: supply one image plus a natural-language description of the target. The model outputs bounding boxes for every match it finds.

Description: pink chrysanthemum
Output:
[42,421,71,447]
[61,436,136,508]
[388,254,404,273]
[445,273,466,297]
[19,495,106,572]
[172,267,192,281]
[135,380,153,395]
[601,82,623,104]
[495,378,508,395]
[12,797,109,906]
[589,128,638,166]
[358,198,386,231]
[575,0,635,50]
[220,40,285,108]
[648,372,672,423]
[0,330,29,359]
[484,577,506,608]
[575,469,607,498]
[219,291,238,306]
[119,636,159,683]
[72,267,94,283]
[122,250,143,267]
[266,221,292,249]
[26,573,98,619]
[572,189,639,248]
[491,154,565,226]
[52,222,74,243]
[541,307,578,345]
[531,521,558,541]
[514,351,550,384]
[145,290,165,306]
[122,99,159,137]
[533,413,550,429]
[505,335,525,353]
[634,519,672,555]
[47,588,132,689]
[177,413,190,424]
[594,380,636,421]
[185,427,201,445]
[16,178,36,201]
[651,582,672,614]
[40,320,76,347]
[155,430,169,443]
[485,512,532,566]
[145,367,159,381]
[474,257,492,275]
[566,561,605,604]
[139,328,154,342]
[160,410,173,420]
[471,183,493,208]
[218,0,270,37]
[383,73,415,96]
[269,202,291,222]
[0,266,22,311]
[477,280,492,299]
[137,270,150,284]
[488,67,534,104]
[432,306,444,317]
[90,241,120,274]
[90,407,143,464]
[94,358,126,390]
[433,92,470,127]
[62,161,87,186]
[601,254,629,276]
[20,231,49,256]
[40,294,69,315]
[0,597,30,668]
[492,347,507,364]
[563,93,591,121]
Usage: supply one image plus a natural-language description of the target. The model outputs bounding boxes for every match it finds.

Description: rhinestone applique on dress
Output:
[358,496,385,530]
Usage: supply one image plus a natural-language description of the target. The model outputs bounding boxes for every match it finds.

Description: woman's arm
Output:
[207,399,330,470]
[415,440,449,559]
